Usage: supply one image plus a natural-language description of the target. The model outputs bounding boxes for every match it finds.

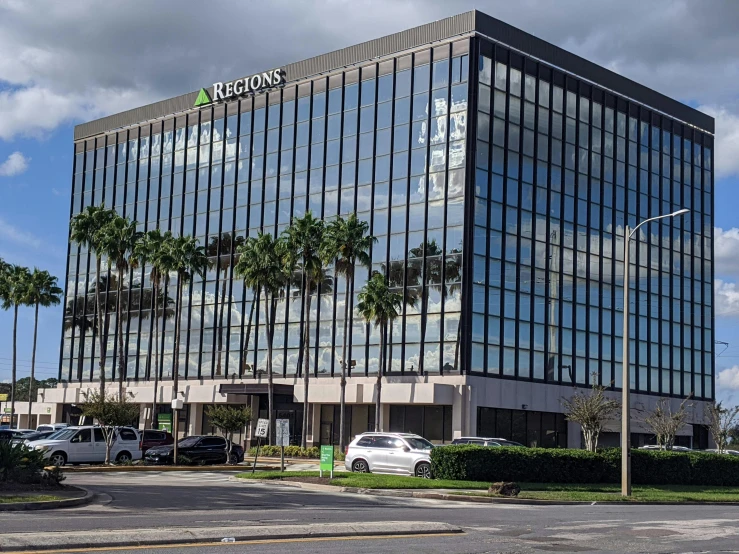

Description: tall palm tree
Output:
[281,212,325,448]
[0,265,31,428]
[133,229,174,427]
[24,269,62,425]
[97,215,142,399]
[356,272,402,432]
[321,214,374,451]
[207,232,245,376]
[70,205,116,394]
[234,233,290,444]
[166,235,209,454]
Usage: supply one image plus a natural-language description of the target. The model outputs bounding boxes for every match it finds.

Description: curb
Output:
[232,478,739,506]
[0,486,95,512]
[57,464,281,473]
[0,521,462,551]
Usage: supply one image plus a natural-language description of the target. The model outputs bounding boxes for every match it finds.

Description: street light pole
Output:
[621,208,689,497]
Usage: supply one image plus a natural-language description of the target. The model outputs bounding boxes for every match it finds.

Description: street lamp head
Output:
[671,208,690,217]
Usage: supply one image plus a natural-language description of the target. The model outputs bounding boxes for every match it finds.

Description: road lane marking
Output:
[0,532,463,553]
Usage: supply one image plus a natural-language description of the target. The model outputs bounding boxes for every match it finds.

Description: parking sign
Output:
[275,419,290,447]
[255,418,269,438]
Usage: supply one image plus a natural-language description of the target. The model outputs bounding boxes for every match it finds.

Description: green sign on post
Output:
[319,445,334,478]
[158,413,172,432]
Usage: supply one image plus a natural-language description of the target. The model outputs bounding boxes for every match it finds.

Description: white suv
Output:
[29,426,142,466]
[345,432,434,478]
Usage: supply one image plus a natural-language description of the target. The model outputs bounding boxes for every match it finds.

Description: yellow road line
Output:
[2,532,463,553]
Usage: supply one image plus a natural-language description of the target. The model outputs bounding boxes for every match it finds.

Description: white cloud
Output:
[715,280,739,318]
[700,106,739,179]
[0,151,29,177]
[715,227,739,281]
[717,366,739,391]
[0,215,41,249]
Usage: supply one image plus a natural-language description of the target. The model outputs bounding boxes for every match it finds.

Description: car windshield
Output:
[48,429,77,441]
[498,440,524,447]
[405,437,434,450]
[178,437,200,448]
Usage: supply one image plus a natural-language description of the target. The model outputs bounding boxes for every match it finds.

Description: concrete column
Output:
[310,403,321,447]
[380,404,391,432]
[138,404,149,430]
[451,386,466,439]
[245,395,260,450]
[188,404,203,436]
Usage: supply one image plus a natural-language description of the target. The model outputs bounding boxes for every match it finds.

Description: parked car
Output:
[704,448,739,456]
[30,426,142,466]
[451,437,525,447]
[639,445,692,452]
[345,432,434,478]
[11,430,56,446]
[0,429,29,442]
[36,423,69,433]
[140,429,175,454]
[144,435,243,465]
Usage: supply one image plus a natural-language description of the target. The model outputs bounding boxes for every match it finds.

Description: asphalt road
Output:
[3,471,739,553]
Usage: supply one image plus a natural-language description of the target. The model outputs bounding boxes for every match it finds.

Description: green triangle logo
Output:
[194,88,211,107]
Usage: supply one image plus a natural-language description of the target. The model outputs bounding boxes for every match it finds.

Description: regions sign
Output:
[195,69,285,107]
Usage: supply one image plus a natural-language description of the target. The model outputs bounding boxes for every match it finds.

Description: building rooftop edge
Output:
[73,9,714,141]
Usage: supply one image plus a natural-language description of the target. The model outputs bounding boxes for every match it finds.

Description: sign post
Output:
[251,418,269,475]
[319,445,334,479]
[275,419,290,472]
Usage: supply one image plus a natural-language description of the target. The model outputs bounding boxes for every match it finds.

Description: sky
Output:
[0,0,738,403]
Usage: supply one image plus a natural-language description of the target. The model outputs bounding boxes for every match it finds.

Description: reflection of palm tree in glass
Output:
[207,232,245,376]
[64,298,96,382]
[402,239,462,372]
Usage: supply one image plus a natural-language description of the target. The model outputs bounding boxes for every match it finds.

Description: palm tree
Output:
[166,235,209,454]
[133,230,174,428]
[97,215,142,399]
[207,232,245,376]
[234,233,290,444]
[70,205,116,394]
[356,272,402,432]
[320,214,374,451]
[281,212,325,448]
[24,269,62,425]
[0,264,31,428]
[64,296,96,381]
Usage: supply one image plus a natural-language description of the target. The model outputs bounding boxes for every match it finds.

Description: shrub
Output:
[430,445,739,486]
[248,445,321,458]
[0,442,48,484]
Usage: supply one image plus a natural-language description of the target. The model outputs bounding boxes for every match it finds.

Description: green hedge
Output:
[430,446,739,486]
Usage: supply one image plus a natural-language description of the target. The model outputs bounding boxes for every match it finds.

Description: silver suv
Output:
[345,432,434,478]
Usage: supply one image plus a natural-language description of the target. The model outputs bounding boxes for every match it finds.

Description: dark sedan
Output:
[140,429,175,454]
[144,435,244,465]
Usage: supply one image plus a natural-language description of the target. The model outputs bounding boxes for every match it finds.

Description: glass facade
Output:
[63,41,472,386]
[472,39,714,400]
[62,33,714,403]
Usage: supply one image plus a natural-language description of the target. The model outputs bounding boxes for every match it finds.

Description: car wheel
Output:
[415,462,432,479]
[229,452,239,464]
[352,459,369,473]
[116,451,132,463]
[50,452,67,467]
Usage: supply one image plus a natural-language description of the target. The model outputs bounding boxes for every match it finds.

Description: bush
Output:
[248,445,321,458]
[430,445,739,486]
[0,442,48,484]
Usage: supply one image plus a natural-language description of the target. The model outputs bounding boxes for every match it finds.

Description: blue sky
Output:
[1,0,738,403]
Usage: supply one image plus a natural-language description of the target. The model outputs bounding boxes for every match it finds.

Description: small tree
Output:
[561,377,620,452]
[205,405,252,464]
[705,402,739,454]
[643,396,692,450]
[79,390,140,465]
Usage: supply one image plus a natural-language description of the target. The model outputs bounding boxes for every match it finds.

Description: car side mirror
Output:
[402,446,410,452]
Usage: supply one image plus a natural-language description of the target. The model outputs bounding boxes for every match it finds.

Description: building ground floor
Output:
[33,374,713,450]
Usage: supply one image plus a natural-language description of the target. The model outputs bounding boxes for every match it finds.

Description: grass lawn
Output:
[236,470,489,490]
[0,495,65,504]
[236,471,739,502]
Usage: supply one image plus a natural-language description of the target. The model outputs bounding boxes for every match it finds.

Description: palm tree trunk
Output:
[215,265,224,375]
[28,302,39,428]
[339,273,350,451]
[242,289,256,376]
[76,322,85,381]
[95,256,106,395]
[172,277,182,461]
[266,288,277,446]
[116,267,125,399]
[10,305,18,428]
[150,281,160,428]
[301,276,312,449]
[375,323,384,432]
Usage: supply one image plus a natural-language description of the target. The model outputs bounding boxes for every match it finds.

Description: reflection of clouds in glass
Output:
[450,111,466,140]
